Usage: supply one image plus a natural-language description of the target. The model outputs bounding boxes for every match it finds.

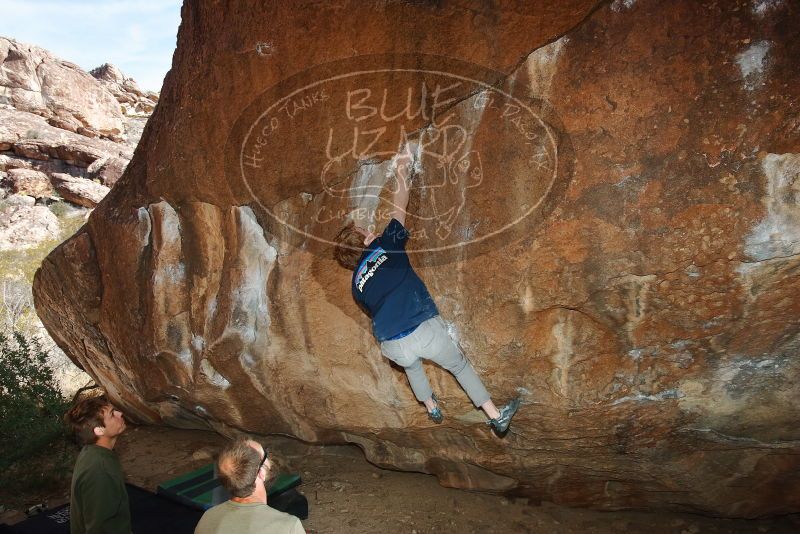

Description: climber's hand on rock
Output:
[395,145,414,184]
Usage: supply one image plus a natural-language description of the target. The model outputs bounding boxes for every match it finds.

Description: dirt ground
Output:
[3,425,799,533]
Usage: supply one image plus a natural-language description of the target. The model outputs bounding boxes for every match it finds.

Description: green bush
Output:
[0,332,72,497]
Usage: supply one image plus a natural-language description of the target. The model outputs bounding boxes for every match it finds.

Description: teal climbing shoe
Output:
[428,406,444,424]
[427,393,444,424]
[488,397,520,435]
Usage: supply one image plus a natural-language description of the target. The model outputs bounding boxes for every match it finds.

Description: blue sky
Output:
[1,0,182,92]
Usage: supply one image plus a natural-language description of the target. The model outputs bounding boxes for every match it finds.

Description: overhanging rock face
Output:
[33,0,800,517]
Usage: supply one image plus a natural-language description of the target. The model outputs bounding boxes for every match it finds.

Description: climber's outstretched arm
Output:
[391,146,413,226]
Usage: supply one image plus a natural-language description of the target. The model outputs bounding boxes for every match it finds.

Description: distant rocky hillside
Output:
[0,35,159,393]
[0,35,158,250]
[91,62,159,117]
[0,37,158,143]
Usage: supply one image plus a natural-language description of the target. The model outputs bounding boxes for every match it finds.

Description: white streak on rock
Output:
[443,319,461,344]
[741,153,800,262]
[611,0,636,12]
[612,389,683,405]
[519,284,536,313]
[526,36,567,97]
[191,335,205,352]
[239,351,257,369]
[178,348,192,365]
[627,348,644,361]
[150,202,184,288]
[163,262,185,284]
[551,315,574,398]
[200,358,230,389]
[736,41,771,91]
[349,160,391,230]
[752,0,783,17]
[225,206,276,364]
[148,202,191,374]
[136,206,151,246]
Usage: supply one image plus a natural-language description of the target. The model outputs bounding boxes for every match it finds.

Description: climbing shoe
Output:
[488,397,521,435]
[427,393,444,424]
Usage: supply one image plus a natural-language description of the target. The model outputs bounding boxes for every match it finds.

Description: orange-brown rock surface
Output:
[33,0,800,517]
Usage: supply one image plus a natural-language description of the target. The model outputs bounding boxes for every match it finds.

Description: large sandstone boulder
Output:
[86,156,128,187]
[33,0,800,517]
[6,168,53,198]
[49,173,109,208]
[0,203,60,251]
[0,37,124,138]
[0,107,132,179]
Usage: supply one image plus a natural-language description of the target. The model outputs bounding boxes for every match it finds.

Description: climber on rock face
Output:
[334,143,520,436]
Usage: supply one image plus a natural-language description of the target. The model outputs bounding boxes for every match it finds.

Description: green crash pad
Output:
[157,463,301,510]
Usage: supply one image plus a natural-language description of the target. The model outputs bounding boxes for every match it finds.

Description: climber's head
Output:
[334,221,376,269]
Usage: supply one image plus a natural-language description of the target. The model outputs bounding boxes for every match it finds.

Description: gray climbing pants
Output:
[379,316,491,408]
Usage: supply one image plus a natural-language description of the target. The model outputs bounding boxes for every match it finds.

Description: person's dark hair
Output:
[64,392,110,445]
[334,221,366,270]
[217,438,263,498]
